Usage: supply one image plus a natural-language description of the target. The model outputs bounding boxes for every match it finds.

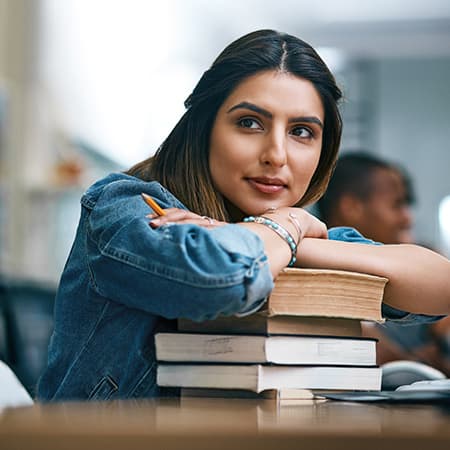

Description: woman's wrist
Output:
[243,212,302,267]
[263,210,303,246]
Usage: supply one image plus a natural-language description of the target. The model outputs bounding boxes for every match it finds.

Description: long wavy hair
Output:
[126,29,342,221]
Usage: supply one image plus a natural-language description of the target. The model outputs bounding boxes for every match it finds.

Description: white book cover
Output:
[157,364,382,392]
[155,332,376,366]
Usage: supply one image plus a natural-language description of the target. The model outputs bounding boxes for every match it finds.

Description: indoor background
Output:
[0,0,450,284]
[0,0,450,391]
[2,0,450,284]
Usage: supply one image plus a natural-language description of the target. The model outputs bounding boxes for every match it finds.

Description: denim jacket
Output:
[37,173,440,401]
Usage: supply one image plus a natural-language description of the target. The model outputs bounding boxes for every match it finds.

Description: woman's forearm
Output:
[296,239,450,315]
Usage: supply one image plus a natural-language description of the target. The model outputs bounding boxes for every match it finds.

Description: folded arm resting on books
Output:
[295,237,450,316]
[84,177,274,320]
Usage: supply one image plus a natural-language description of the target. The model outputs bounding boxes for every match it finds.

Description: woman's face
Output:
[209,70,324,218]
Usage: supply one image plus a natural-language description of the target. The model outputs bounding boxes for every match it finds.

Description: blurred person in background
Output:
[316,152,414,244]
[316,152,450,376]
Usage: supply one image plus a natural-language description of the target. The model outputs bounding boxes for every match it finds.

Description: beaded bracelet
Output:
[243,215,297,266]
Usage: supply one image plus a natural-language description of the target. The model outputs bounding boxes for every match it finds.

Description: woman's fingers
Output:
[289,207,328,239]
[147,208,225,228]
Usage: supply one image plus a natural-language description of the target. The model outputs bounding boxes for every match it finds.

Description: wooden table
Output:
[0,397,449,450]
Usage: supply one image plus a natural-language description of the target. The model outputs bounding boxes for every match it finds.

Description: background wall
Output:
[376,59,450,250]
[1,0,450,285]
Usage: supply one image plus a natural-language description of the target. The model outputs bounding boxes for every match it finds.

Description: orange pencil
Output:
[141,193,166,216]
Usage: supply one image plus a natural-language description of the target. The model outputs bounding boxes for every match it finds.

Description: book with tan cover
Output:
[266,268,387,322]
[179,269,386,335]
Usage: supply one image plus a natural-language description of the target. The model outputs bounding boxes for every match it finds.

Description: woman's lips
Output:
[247,178,286,194]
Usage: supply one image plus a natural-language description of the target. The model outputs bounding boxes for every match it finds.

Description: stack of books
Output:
[156,268,388,396]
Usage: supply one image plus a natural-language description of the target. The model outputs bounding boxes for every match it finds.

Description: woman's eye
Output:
[237,118,261,129]
[291,126,313,139]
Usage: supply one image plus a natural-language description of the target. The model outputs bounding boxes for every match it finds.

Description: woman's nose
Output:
[260,131,287,167]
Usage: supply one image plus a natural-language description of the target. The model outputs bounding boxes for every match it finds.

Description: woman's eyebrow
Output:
[289,116,323,129]
[227,101,323,129]
[227,101,272,118]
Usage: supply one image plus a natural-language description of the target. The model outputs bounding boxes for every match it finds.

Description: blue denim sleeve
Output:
[381,304,445,325]
[328,226,381,245]
[85,177,273,321]
[327,226,444,324]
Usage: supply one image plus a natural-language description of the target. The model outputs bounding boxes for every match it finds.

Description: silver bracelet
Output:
[288,213,303,245]
[263,208,302,246]
[243,215,297,266]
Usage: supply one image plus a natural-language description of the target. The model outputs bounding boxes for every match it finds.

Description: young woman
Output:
[37,30,450,401]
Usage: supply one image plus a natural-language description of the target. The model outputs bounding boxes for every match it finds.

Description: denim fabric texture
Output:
[36,173,440,401]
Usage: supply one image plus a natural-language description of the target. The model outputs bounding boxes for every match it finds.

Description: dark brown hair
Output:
[127,29,342,220]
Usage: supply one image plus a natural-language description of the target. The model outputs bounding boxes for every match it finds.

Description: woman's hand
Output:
[147,208,227,229]
[238,207,328,279]
[265,207,328,241]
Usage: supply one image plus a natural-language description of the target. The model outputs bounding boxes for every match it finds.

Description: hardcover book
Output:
[157,364,382,392]
[155,332,377,366]
[265,268,387,321]
[178,314,362,337]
